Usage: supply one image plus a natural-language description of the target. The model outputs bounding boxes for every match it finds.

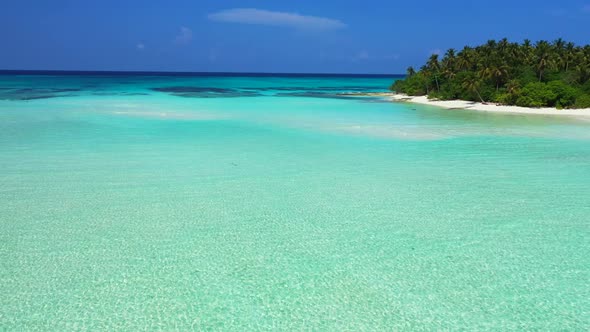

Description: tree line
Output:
[391,38,590,109]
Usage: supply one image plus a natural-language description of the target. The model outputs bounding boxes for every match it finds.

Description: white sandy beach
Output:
[388,93,590,117]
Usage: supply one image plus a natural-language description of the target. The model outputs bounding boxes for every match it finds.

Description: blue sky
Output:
[1,0,589,74]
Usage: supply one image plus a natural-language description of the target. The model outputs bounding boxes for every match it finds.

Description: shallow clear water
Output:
[1,73,589,330]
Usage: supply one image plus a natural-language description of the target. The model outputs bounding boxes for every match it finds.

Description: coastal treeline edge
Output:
[391,39,590,109]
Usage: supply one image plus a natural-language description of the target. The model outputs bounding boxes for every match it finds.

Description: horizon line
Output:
[0,69,403,77]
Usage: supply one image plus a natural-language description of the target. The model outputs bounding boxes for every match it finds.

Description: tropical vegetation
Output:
[391,39,590,109]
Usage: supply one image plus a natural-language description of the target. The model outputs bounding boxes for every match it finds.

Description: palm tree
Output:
[564,42,576,71]
[485,39,498,51]
[506,79,520,95]
[391,38,589,107]
[498,38,510,58]
[507,42,521,67]
[575,57,590,84]
[502,79,521,104]
[478,60,492,80]
[523,39,532,48]
[535,40,554,81]
[457,47,476,71]
[445,48,457,59]
[419,68,431,94]
[490,63,510,91]
[522,39,534,65]
[442,67,456,80]
[427,54,441,92]
[441,49,457,79]
[406,66,416,77]
[554,38,566,70]
[462,75,485,103]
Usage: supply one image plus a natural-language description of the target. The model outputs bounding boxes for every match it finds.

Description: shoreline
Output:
[383,93,590,117]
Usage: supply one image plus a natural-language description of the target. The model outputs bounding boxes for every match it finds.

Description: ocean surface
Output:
[1,72,589,330]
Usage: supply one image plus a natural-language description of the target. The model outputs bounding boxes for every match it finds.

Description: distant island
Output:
[391,39,590,109]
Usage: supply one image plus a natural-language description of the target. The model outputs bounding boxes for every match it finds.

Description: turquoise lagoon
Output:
[1,73,589,330]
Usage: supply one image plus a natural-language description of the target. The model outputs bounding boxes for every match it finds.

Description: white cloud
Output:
[208,8,346,30]
[136,43,145,50]
[175,27,193,44]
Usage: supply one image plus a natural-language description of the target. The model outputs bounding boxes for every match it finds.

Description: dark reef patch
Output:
[152,86,234,93]
[0,87,81,101]
[151,86,260,98]
[92,92,150,96]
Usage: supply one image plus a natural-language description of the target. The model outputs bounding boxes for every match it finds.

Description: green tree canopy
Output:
[391,39,590,109]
